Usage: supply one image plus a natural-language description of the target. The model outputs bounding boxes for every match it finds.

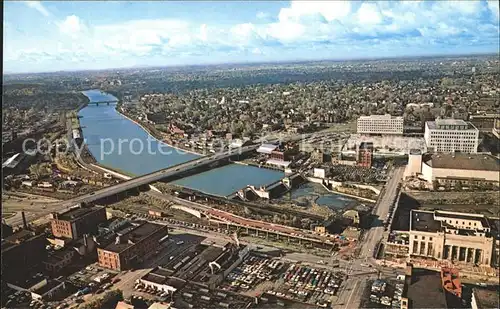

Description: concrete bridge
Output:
[57,144,259,208]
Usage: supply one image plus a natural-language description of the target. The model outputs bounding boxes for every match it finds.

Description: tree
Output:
[29,163,51,180]
[79,289,123,309]
[454,181,462,191]
[432,180,440,191]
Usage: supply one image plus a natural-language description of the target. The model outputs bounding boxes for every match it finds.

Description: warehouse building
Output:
[50,204,107,240]
[97,222,168,271]
[1,229,48,282]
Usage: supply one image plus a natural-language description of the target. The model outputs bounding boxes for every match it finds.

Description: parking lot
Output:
[220,254,346,307]
[364,279,404,308]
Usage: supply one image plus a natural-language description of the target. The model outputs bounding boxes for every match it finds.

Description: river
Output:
[79,90,284,196]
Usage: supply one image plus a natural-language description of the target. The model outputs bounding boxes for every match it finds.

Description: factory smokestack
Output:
[21,211,28,230]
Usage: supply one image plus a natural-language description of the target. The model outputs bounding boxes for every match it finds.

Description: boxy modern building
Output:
[356,114,404,135]
[424,119,479,153]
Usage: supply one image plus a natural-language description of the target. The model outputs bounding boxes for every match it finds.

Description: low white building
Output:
[415,153,499,186]
[313,168,326,178]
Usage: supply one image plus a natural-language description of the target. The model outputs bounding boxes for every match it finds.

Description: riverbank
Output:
[116,106,203,157]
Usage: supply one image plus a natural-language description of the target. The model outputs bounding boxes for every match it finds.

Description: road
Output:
[331,166,405,309]
[359,166,404,260]
[57,144,259,208]
[5,145,258,227]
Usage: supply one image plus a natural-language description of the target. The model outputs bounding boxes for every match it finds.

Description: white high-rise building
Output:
[356,114,404,135]
[424,119,479,153]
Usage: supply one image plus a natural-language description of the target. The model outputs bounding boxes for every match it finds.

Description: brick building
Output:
[97,222,168,271]
[51,205,107,240]
[357,142,374,168]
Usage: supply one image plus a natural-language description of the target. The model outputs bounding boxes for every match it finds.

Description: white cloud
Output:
[199,24,208,42]
[5,0,500,73]
[251,47,263,55]
[266,21,305,42]
[487,0,499,20]
[256,11,269,20]
[278,1,351,23]
[59,15,86,37]
[24,1,50,17]
[356,2,383,25]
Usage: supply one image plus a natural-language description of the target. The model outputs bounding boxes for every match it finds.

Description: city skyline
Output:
[4,0,500,73]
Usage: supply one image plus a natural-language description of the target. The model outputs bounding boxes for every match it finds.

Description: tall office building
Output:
[424,119,479,153]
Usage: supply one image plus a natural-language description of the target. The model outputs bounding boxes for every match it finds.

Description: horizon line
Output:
[4,51,498,76]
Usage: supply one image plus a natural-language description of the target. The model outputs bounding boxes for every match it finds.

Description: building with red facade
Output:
[97,222,168,271]
[50,205,107,240]
[357,142,374,168]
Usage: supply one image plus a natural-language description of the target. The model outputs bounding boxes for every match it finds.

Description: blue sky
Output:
[4,1,499,73]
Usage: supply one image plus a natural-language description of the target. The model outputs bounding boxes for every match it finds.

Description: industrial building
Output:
[424,119,479,153]
[408,210,496,266]
[97,222,168,271]
[1,229,48,283]
[50,204,107,240]
[405,152,499,187]
[356,114,404,135]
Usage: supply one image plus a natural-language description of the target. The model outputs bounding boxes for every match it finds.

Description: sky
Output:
[4,0,499,73]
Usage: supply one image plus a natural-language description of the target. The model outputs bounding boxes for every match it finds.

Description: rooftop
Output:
[410,210,442,233]
[473,288,500,309]
[406,268,448,309]
[32,279,64,296]
[423,153,500,172]
[257,143,278,154]
[56,205,104,221]
[101,222,166,253]
[434,211,490,229]
[358,114,403,120]
[426,119,477,130]
[1,229,43,251]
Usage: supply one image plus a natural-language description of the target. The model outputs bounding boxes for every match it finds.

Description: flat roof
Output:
[257,144,278,154]
[2,230,43,252]
[32,280,63,295]
[102,222,166,253]
[142,273,167,285]
[473,288,500,309]
[426,119,476,130]
[423,153,500,172]
[358,114,403,120]
[57,206,103,221]
[436,119,468,126]
[266,159,291,167]
[406,268,448,308]
[411,210,442,233]
[435,211,489,229]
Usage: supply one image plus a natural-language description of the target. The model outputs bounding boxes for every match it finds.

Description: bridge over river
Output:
[57,144,259,208]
